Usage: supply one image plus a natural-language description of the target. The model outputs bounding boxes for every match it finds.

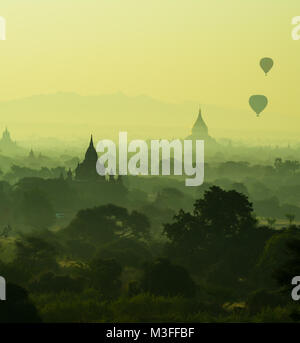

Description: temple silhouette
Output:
[0,128,23,154]
[72,134,127,206]
[186,108,217,146]
[0,128,16,147]
[75,135,100,181]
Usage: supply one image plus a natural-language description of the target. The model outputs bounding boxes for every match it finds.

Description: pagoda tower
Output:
[75,135,102,181]
[186,108,217,145]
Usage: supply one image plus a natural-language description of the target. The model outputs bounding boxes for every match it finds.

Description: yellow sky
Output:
[0,0,300,140]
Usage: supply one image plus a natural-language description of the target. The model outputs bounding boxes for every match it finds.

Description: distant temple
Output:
[0,128,16,146]
[0,128,21,154]
[186,108,217,145]
[28,149,35,160]
[75,135,102,181]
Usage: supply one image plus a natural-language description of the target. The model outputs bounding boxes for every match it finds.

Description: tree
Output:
[63,204,150,243]
[0,181,13,225]
[127,210,151,240]
[16,188,55,229]
[273,238,300,288]
[14,234,59,280]
[253,228,300,289]
[95,237,152,268]
[28,272,85,294]
[164,186,272,283]
[246,289,285,314]
[194,186,256,236]
[274,158,300,174]
[15,177,77,211]
[285,214,296,226]
[141,258,196,297]
[0,283,41,322]
[164,186,257,246]
[89,258,122,299]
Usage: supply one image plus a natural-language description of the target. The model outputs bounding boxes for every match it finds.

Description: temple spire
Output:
[75,134,99,181]
[192,107,208,136]
[89,134,94,147]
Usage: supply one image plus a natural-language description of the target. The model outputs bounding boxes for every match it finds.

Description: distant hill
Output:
[0,92,297,144]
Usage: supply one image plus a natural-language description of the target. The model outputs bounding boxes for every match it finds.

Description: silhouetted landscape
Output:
[1,110,300,323]
[1,1,300,325]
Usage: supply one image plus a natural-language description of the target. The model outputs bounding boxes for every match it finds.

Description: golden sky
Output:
[0,0,300,141]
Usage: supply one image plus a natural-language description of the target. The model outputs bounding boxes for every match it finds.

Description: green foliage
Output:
[105,294,203,322]
[0,182,299,323]
[5,234,60,284]
[28,272,86,294]
[0,283,41,323]
[164,186,272,287]
[246,289,286,314]
[254,229,300,288]
[95,238,152,268]
[164,186,258,247]
[62,204,150,244]
[141,258,197,297]
[89,258,123,299]
[15,188,55,229]
[31,289,104,322]
[273,238,300,288]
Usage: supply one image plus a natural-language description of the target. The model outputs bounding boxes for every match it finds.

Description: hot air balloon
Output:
[260,58,274,76]
[249,95,268,117]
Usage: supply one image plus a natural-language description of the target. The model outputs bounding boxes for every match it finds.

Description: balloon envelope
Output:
[249,95,268,116]
[260,58,274,75]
